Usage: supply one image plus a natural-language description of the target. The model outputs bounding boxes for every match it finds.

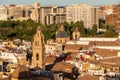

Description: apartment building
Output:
[0,5,8,20]
[8,4,32,20]
[66,4,99,29]
[40,6,66,25]
[30,9,39,22]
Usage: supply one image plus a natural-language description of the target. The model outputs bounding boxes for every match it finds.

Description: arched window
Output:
[75,34,77,39]
[36,53,39,60]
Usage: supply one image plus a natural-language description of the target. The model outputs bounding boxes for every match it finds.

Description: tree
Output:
[104,25,118,37]
[91,24,98,36]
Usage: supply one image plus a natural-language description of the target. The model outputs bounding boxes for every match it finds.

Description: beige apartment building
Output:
[8,5,32,21]
[66,4,99,29]
[0,5,8,21]
[40,6,66,25]
[30,9,39,22]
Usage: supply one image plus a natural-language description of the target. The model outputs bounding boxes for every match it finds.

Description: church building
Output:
[56,25,70,43]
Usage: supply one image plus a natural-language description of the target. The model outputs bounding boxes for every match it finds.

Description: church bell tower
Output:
[32,27,45,69]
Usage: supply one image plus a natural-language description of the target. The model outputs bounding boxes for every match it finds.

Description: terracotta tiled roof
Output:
[115,39,120,45]
[91,57,120,69]
[89,41,120,46]
[98,57,120,67]
[78,75,99,80]
[45,56,56,64]
[12,65,31,79]
[51,62,75,73]
[64,44,89,51]
[94,48,120,58]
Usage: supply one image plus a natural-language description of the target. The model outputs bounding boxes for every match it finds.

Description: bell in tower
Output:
[32,26,45,69]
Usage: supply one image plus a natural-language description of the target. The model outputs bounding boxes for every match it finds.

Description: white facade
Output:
[66,4,99,28]
[79,38,117,41]
[45,44,62,54]
[0,52,18,63]
[0,51,26,63]
[66,41,89,45]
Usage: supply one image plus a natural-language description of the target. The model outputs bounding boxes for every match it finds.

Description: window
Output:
[36,53,39,61]
[35,41,37,46]
[53,8,57,13]
[75,34,77,39]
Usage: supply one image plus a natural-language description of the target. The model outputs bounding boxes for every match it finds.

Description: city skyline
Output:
[0,0,119,6]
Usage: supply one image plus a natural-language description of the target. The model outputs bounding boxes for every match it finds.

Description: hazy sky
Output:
[0,0,119,6]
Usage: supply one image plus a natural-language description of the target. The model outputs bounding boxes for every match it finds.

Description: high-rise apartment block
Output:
[40,6,66,25]
[66,4,99,28]
[8,5,32,21]
[30,9,39,22]
[0,3,99,28]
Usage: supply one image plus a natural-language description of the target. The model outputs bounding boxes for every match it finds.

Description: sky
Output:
[0,0,119,6]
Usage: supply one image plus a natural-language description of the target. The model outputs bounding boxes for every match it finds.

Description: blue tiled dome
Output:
[56,30,68,38]
[56,25,68,38]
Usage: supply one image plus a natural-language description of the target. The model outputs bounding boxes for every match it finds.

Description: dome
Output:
[56,25,68,38]
[56,30,68,38]
[12,65,32,79]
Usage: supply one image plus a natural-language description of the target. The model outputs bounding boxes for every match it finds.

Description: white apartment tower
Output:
[66,4,99,29]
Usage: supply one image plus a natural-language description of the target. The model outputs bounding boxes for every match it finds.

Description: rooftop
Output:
[78,74,99,80]
[94,48,120,58]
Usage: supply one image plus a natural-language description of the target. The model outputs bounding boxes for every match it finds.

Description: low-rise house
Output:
[12,65,52,80]
[75,61,90,73]
[45,55,57,65]
[45,43,62,54]
[52,62,75,73]
[88,57,120,79]
[88,61,104,76]
[51,62,80,79]
[0,51,26,65]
